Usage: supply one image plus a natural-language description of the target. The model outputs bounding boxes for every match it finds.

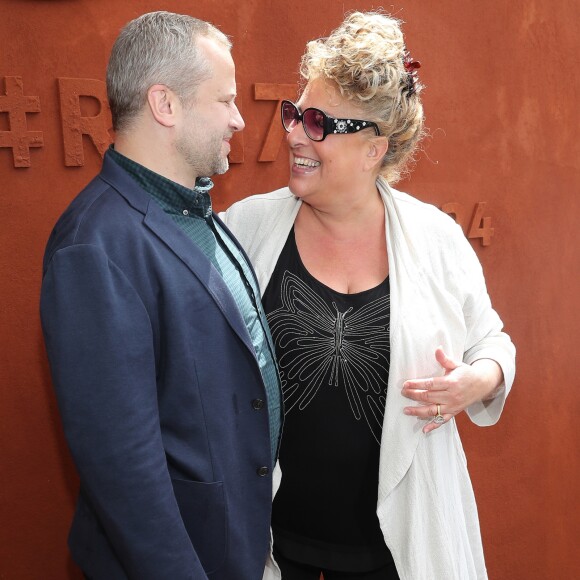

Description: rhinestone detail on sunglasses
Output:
[333,119,374,134]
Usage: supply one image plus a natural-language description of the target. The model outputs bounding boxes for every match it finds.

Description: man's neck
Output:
[114,133,198,189]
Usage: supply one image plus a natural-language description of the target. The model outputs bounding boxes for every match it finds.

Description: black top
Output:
[262,228,394,572]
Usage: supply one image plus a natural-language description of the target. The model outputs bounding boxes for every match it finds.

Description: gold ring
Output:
[434,404,445,424]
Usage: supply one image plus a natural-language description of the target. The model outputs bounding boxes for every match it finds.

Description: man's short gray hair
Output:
[107,11,231,132]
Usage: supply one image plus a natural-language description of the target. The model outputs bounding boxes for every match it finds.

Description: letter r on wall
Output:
[58,78,112,166]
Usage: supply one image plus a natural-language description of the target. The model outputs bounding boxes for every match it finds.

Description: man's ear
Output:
[364,136,389,172]
[147,84,179,127]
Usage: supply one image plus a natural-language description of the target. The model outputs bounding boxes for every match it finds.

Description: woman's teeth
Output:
[295,157,321,167]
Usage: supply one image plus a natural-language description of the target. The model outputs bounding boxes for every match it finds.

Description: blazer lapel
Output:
[97,153,256,354]
[142,204,256,354]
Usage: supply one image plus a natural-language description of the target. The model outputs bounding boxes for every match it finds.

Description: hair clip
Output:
[403,51,421,97]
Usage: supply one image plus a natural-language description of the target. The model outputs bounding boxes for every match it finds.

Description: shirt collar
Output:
[108,146,214,219]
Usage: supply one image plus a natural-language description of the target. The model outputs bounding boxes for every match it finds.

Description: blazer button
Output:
[257,466,269,477]
[252,399,265,410]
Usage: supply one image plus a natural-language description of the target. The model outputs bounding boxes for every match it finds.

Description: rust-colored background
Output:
[1,1,578,578]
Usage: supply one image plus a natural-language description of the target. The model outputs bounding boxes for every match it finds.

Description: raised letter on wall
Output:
[58,78,112,166]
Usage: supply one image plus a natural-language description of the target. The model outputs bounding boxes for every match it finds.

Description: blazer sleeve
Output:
[40,243,207,580]
[451,226,516,426]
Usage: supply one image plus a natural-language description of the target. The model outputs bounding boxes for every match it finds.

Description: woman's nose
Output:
[287,119,308,147]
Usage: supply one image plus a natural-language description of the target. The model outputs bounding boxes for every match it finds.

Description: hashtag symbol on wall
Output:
[0,76,44,167]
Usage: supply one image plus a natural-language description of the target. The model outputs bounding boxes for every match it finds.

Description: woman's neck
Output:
[297,182,385,240]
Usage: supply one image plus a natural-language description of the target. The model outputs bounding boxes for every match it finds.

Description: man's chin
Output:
[214,158,229,175]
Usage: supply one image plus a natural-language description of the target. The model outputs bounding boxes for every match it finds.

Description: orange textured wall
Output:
[1,1,578,578]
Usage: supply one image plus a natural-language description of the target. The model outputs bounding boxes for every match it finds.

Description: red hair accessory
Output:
[403,51,422,96]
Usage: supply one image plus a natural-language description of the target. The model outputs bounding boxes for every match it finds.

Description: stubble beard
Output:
[176,131,228,178]
[213,151,229,175]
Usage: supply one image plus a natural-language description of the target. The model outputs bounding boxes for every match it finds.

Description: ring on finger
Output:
[434,404,445,424]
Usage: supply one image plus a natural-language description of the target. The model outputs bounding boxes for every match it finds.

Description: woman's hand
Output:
[401,347,504,433]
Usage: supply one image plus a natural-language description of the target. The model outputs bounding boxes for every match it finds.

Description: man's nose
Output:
[230,103,245,132]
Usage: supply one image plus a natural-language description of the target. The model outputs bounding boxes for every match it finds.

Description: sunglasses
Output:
[281,100,380,142]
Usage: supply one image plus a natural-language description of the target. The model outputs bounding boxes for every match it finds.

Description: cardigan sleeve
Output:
[451,226,516,426]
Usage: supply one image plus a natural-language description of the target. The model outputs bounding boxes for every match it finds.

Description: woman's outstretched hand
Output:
[401,347,503,433]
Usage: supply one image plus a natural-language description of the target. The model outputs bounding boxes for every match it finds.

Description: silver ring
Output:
[434,404,445,424]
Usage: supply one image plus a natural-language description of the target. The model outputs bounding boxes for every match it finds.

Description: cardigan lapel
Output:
[377,179,427,502]
[377,178,461,504]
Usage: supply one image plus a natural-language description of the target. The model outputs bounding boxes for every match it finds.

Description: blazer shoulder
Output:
[43,176,149,272]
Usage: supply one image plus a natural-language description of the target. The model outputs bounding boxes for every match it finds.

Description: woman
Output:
[222,11,515,580]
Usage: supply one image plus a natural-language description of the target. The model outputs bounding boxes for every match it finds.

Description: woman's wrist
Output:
[470,358,504,401]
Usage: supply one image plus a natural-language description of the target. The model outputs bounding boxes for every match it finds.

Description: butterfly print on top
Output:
[267,270,390,444]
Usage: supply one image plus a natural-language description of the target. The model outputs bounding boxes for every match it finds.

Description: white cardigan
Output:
[221,178,515,580]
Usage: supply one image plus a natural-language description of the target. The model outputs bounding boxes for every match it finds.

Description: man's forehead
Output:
[196,35,234,67]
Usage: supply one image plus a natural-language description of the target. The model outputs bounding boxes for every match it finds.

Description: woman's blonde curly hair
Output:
[300,11,425,184]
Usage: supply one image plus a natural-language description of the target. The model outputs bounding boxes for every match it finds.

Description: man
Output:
[40,12,281,580]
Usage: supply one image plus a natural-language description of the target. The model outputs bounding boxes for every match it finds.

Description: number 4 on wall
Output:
[440,201,495,246]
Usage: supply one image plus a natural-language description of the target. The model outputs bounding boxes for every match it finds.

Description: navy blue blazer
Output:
[40,153,276,579]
